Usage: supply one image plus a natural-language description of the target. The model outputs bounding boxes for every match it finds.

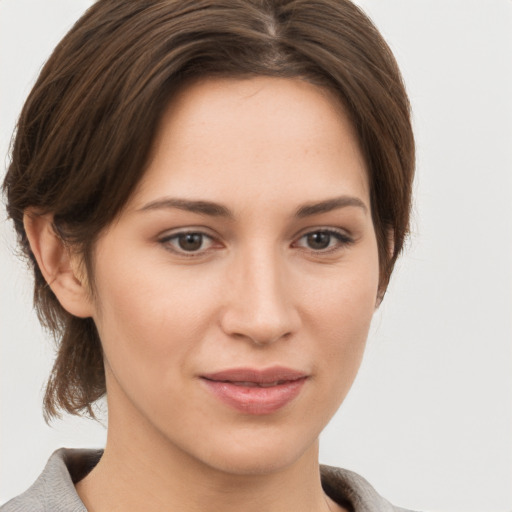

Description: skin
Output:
[27,77,380,512]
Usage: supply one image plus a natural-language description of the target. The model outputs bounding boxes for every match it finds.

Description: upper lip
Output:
[201,366,308,384]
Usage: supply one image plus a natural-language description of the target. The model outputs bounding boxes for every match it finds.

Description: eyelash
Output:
[159,228,354,258]
[293,229,354,254]
[159,231,217,257]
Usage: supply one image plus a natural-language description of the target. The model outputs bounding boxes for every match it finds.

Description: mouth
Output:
[212,380,294,388]
[200,366,308,415]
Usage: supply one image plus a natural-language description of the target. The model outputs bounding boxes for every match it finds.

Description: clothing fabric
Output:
[1,448,415,512]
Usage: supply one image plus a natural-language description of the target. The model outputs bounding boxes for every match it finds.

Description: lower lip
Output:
[201,378,307,415]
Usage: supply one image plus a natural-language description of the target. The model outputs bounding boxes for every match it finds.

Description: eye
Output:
[295,229,353,252]
[160,231,215,255]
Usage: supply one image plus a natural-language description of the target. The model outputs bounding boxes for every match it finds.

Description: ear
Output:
[23,210,94,318]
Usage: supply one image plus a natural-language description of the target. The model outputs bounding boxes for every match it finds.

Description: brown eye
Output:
[295,229,353,253]
[160,231,215,255]
[178,233,204,251]
[306,232,331,250]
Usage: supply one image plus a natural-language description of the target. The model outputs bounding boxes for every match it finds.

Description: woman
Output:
[1,1,415,511]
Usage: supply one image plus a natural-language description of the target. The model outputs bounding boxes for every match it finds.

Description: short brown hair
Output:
[3,0,414,420]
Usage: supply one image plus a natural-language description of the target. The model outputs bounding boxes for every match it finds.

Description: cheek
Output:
[91,251,221,386]
[301,247,379,335]
[299,247,379,386]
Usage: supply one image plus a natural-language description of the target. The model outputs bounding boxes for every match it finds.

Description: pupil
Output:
[307,232,330,250]
[179,233,203,251]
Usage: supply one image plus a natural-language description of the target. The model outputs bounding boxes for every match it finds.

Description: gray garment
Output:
[1,448,416,512]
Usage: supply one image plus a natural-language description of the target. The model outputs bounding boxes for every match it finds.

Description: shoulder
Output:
[2,452,417,512]
[320,464,418,512]
[1,448,102,512]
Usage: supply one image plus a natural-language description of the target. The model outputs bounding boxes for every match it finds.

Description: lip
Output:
[200,366,308,415]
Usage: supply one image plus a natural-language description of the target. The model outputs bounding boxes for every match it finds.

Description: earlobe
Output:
[23,210,94,318]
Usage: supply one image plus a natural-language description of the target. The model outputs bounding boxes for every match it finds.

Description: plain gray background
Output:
[1,1,511,511]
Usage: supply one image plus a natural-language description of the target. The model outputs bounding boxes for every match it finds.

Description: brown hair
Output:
[3,0,414,420]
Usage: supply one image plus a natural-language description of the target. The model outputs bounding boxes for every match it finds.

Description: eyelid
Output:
[158,228,221,257]
[157,226,354,257]
[292,227,354,253]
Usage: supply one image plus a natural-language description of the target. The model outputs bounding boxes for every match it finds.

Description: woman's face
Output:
[88,77,380,474]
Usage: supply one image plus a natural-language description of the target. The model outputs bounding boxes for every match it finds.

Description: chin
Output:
[191,428,319,477]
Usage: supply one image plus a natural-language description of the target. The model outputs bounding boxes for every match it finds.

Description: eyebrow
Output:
[138,195,367,219]
[138,198,234,218]
[294,196,367,217]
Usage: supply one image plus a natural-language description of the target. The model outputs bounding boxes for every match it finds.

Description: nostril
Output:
[218,272,301,345]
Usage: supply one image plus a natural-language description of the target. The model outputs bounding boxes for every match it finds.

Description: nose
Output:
[219,247,300,346]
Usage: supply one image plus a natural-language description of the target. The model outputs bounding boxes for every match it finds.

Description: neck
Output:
[76,400,343,512]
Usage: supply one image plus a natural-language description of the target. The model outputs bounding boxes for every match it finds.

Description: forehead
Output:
[131,76,369,210]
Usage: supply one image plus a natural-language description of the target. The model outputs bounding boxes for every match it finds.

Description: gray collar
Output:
[1,448,414,512]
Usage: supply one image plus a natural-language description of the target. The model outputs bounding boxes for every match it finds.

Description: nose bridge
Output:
[221,241,298,345]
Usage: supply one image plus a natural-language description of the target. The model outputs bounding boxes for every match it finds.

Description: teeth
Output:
[258,381,281,387]
[232,381,259,387]
[227,380,284,387]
